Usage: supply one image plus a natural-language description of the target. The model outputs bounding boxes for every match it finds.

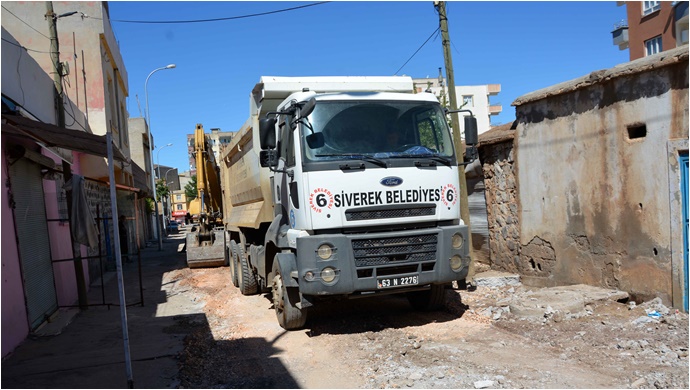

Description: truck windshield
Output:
[303,100,455,163]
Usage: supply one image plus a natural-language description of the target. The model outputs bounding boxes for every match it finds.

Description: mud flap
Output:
[275,252,299,287]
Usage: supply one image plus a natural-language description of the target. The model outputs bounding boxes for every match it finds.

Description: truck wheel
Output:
[229,241,239,288]
[407,283,448,311]
[272,260,307,330]
[237,243,258,295]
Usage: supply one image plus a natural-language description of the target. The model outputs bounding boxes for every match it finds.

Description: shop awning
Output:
[1,114,127,162]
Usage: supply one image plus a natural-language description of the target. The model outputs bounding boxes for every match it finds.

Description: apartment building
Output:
[412,73,501,136]
[613,1,689,60]
[187,128,234,175]
[1,1,143,357]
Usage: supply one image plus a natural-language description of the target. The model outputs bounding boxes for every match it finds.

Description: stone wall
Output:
[478,136,520,274]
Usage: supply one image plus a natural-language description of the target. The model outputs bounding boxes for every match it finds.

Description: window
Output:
[176,204,183,210]
[627,123,647,140]
[462,95,474,108]
[176,194,182,201]
[645,36,662,56]
[643,1,660,15]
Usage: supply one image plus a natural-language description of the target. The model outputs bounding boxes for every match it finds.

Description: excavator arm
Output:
[185,124,226,268]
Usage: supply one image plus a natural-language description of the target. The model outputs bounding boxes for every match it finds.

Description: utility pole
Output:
[435,1,476,285]
[47,1,89,308]
[46,2,65,128]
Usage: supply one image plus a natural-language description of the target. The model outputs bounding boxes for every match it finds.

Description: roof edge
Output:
[513,45,689,107]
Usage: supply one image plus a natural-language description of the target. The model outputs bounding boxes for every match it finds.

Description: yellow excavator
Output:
[185,124,226,268]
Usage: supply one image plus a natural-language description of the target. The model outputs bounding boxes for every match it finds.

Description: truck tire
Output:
[229,241,239,288]
[272,260,307,330]
[407,283,448,311]
[237,243,258,295]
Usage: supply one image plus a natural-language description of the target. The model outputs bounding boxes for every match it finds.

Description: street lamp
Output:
[156,143,173,179]
[164,168,177,225]
[156,143,173,234]
[145,64,176,250]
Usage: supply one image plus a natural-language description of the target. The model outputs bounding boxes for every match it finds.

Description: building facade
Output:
[412,74,501,137]
[613,1,688,60]
[187,128,235,175]
[1,2,146,357]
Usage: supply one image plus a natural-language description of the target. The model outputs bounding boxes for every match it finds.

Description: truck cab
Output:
[253,81,472,329]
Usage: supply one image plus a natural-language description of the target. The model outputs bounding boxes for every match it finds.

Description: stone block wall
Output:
[478,139,520,273]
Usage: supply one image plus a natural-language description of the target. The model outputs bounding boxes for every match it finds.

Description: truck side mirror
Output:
[299,97,316,118]
[306,132,324,149]
[259,150,278,168]
[464,116,478,146]
[259,117,277,149]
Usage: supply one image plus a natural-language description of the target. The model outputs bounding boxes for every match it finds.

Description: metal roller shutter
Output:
[9,158,58,329]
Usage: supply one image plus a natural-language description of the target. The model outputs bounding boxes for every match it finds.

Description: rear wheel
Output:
[229,241,239,288]
[407,284,448,311]
[237,243,258,295]
[272,260,307,330]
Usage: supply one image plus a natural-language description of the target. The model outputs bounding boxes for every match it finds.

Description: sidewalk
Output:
[1,232,203,389]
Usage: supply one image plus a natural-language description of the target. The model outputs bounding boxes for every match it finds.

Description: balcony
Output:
[612,20,629,50]
[489,104,502,115]
[487,84,501,96]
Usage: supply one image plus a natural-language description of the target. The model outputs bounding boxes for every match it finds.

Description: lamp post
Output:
[164,168,177,225]
[156,143,173,234]
[145,64,176,250]
[156,143,173,180]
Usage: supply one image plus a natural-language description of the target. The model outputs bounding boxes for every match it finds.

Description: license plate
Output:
[378,275,419,289]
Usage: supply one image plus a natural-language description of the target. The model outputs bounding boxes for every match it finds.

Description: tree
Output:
[156,179,169,202]
[185,175,197,200]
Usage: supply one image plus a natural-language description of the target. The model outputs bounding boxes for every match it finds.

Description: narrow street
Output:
[161,228,689,389]
[2,227,687,389]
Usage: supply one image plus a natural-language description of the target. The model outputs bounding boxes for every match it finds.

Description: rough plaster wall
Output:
[479,141,520,273]
[515,62,688,303]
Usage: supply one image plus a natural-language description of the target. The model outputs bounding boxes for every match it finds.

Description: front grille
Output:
[352,234,438,267]
[345,205,435,221]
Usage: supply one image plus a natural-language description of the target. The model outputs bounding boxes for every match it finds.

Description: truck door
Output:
[276,114,297,226]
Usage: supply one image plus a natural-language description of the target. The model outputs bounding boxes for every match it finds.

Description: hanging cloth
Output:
[64,174,99,248]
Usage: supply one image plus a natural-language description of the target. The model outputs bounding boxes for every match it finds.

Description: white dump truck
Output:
[220,76,476,329]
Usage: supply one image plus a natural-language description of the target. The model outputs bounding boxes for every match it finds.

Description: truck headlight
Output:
[321,267,336,283]
[452,233,464,249]
[450,255,463,271]
[317,244,334,260]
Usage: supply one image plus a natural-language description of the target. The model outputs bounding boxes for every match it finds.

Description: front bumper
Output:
[295,225,471,296]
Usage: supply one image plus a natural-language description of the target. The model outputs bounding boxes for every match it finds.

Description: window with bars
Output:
[645,35,663,56]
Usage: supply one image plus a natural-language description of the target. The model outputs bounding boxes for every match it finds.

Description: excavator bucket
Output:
[185,229,226,268]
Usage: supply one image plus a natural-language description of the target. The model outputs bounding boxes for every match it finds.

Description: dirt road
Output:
[161,266,688,389]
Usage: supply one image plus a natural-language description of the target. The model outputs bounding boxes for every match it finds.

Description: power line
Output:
[1,5,51,39]
[86,2,330,24]
[1,38,52,54]
[393,27,440,76]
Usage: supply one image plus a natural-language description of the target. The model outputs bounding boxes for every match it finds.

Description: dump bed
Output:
[220,115,275,231]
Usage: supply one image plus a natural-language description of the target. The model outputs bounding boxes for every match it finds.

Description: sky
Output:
[108,1,630,172]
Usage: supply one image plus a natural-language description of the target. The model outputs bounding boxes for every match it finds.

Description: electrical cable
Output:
[1,5,51,39]
[393,27,440,76]
[85,2,330,24]
[1,38,52,54]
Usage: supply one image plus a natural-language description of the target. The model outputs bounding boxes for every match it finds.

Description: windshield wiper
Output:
[389,153,452,167]
[315,154,387,168]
